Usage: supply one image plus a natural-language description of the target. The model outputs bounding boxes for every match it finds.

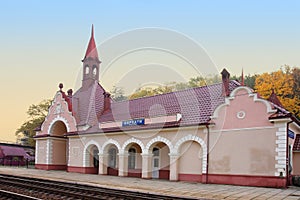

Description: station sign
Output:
[288,129,295,139]
[122,118,145,127]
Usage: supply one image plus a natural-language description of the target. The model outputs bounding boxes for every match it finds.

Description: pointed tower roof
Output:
[268,89,283,108]
[83,25,99,60]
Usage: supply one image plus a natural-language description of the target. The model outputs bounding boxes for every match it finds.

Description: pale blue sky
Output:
[0,0,299,142]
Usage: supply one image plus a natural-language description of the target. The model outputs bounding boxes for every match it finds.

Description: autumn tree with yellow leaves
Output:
[255,66,300,119]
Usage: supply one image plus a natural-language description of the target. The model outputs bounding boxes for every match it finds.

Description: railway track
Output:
[0,173,199,200]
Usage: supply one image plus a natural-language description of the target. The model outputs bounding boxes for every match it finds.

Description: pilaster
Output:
[98,153,108,175]
[169,153,180,181]
[141,153,153,179]
[118,153,129,177]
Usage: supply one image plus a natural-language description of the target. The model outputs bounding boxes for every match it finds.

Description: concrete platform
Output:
[0,167,299,200]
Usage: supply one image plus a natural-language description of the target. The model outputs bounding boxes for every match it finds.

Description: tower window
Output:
[85,65,90,74]
[92,65,97,77]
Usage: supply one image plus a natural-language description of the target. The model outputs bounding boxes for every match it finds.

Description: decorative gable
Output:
[39,91,77,136]
[211,86,277,130]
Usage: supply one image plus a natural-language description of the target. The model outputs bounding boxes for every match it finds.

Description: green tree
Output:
[16,99,52,147]
[231,73,258,89]
[244,74,258,89]
[110,86,127,101]
[129,75,222,100]
[129,87,156,99]
[188,75,221,88]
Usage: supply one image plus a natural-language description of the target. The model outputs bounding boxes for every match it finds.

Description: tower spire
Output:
[83,24,99,61]
[81,25,101,89]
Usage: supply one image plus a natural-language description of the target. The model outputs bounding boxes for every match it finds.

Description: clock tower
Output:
[82,25,101,90]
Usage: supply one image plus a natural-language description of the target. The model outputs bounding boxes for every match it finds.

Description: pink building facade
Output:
[35,27,300,188]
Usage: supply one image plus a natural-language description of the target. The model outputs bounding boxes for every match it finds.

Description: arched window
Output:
[93,148,99,168]
[85,65,90,74]
[92,65,97,77]
[108,147,117,168]
[128,147,136,169]
[153,147,160,168]
[153,147,159,156]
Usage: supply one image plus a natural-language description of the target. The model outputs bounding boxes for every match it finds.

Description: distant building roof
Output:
[0,145,29,157]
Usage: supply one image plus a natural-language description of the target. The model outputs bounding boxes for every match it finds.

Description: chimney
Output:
[221,68,230,96]
[67,89,73,97]
[67,89,73,112]
[103,92,111,113]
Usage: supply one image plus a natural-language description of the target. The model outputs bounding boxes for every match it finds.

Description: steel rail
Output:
[0,173,199,200]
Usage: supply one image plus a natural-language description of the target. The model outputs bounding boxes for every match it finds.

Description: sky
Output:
[0,0,299,142]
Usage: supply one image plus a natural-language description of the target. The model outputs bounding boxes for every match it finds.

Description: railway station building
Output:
[34,27,300,188]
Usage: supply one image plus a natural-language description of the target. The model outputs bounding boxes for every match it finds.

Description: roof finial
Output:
[91,24,94,38]
[59,83,63,91]
[241,68,244,86]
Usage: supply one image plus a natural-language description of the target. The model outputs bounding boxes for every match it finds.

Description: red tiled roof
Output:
[268,99,290,120]
[70,78,299,135]
[72,81,105,126]
[268,89,283,108]
[85,80,240,133]
[293,134,300,151]
[0,146,28,157]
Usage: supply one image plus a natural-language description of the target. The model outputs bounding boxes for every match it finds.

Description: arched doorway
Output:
[49,121,67,170]
[84,144,99,174]
[127,144,142,178]
[178,141,202,182]
[150,142,170,180]
[106,145,119,176]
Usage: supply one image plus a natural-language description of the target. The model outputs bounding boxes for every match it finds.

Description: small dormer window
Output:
[85,65,89,74]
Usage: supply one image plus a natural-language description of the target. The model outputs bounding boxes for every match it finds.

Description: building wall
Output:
[51,139,67,165]
[209,128,277,176]
[293,152,300,175]
[179,141,202,174]
[68,138,85,167]
[36,140,47,164]
[67,126,207,170]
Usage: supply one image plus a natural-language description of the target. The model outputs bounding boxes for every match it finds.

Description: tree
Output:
[244,74,258,89]
[129,87,157,99]
[231,73,257,89]
[16,99,52,147]
[255,66,300,119]
[292,67,300,99]
[110,86,127,102]
[129,75,222,100]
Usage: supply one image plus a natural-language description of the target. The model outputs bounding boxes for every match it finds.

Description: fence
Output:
[0,157,35,168]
